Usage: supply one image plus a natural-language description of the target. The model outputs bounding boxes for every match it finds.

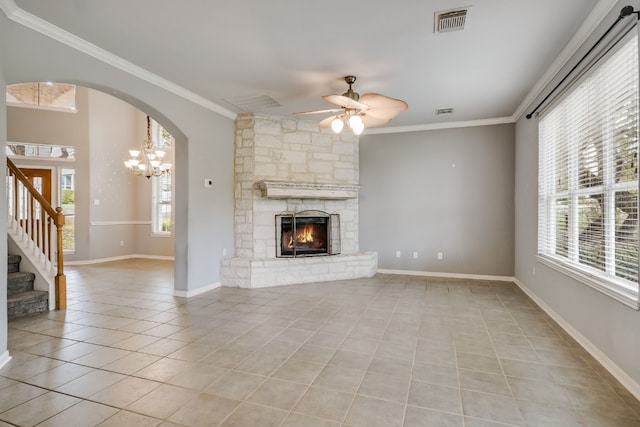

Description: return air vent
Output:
[435,8,470,33]
[224,94,281,111]
[436,108,454,115]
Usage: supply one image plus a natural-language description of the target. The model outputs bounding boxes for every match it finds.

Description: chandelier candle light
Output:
[124,116,172,178]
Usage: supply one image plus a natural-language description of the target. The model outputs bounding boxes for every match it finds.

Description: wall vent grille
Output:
[436,108,455,115]
[435,8,469,33]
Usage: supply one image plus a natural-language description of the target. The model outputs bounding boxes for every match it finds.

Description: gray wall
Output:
[360,124,515,277]
[87,90,175,259]
[514,0,640,390]
[7,86,91,146]
[87,88,139,259]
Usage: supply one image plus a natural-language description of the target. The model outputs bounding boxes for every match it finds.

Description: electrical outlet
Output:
[395,251,401,258]
[120,241,124,247]
[413,251,418,259]
[437,252,443,260]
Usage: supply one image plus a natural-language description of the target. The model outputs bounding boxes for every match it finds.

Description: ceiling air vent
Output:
[436,108,454,115]
[435,8,470,33]
[224,94,281,111]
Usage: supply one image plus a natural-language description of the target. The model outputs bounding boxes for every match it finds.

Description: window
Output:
[152,174,172,234]
[6,142,75,160]
[538,34,639,307]
[150,119,173,235]
[6,82,77,112]
[60,168,75,252]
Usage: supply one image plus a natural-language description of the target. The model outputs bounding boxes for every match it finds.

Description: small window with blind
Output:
[537,33,639,308]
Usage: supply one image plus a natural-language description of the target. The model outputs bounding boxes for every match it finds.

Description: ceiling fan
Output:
[296,75,408,135]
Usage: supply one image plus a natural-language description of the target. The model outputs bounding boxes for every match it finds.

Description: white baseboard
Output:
[377,268,515,282]
[66,254,174,266]
[0,351,11,370]
[173,282,221,298]
[514,278,640,401]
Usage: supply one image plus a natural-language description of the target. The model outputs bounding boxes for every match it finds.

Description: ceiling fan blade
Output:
[358,93,408,120]
[318,115,337,128]
[294,108,343,115]
[322,94,369,111]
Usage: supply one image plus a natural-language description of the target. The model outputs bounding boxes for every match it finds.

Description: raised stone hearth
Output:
[220,113,377,288]
[222,252,377,288]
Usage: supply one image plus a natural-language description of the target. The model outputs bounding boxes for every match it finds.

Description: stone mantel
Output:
[255,180,361,200]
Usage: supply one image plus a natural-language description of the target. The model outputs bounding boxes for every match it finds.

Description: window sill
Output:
[537,255,639,310]
[151,233,172,238]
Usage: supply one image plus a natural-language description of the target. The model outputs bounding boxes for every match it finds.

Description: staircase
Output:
[7,255,49,320]
[7,157,66,311]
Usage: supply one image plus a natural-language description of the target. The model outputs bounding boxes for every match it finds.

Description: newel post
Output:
[54,207,66,310]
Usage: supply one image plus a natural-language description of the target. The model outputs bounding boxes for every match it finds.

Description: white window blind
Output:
[538,34,639,306]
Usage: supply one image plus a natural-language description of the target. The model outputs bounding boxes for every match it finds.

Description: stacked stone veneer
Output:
[221,113,377,288]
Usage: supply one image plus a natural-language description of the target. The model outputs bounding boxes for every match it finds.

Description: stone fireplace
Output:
[220,113,377,288]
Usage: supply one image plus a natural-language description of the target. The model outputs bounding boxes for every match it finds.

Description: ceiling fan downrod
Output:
[342,75,359,102]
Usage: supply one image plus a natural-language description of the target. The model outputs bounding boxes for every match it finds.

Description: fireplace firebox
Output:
[276,211,340,258]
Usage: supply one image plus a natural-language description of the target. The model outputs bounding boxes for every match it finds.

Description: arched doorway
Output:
[6,82,186,299]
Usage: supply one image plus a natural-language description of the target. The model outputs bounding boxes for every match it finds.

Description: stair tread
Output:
[7,255,50,320]
[8,254,23,273]
[8,271,36,280]
[8,290,49,304]
[7,271,36,295]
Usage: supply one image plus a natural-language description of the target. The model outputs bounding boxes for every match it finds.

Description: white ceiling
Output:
[7,0,608,131]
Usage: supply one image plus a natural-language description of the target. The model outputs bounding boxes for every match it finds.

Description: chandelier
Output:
[123,116,172,178]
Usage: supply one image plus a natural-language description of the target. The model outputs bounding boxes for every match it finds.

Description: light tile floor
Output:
[1,259,639,426]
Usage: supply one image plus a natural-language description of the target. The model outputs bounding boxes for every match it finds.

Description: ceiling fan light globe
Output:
[348,115,365,135]
[331,117,344,133]
[348,115,363,128]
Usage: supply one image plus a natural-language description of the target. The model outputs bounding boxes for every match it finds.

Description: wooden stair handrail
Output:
[6,158,66,310]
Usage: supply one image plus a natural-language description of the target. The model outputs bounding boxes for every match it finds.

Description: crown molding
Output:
[0,0,18,17]
[513,0,620,120]
[0,0,236,120]
[365,116,515,135]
